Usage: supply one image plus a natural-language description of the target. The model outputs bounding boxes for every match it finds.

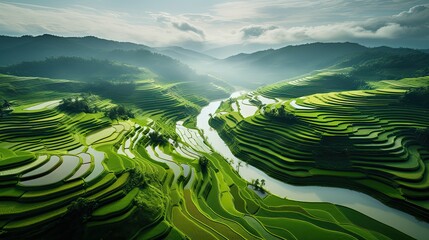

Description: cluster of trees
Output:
[401,87,429,108]
[88,81,136,100]
[148,131,168,146]
[58,96,98,113]
[348,53,429,81]
[263,105,299,123]
[320,73,368,90]
[58,94,135,122]
[0,99,12,117]
[105,105,135,121]
[251,178,266,193]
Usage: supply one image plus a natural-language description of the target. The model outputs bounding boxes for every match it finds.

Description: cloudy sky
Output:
[0,0,428,53]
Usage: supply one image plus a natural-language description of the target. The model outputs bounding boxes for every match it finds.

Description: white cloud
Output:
[0,3,203,46]
[240,25,278,39]
[151,12,205,39]
[0,1,428,50]
[239,4,429,44]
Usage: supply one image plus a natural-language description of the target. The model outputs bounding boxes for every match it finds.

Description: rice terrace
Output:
[0,1,429,239]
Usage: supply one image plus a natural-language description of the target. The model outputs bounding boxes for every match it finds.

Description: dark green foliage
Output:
[251,178,266,192]
[148,131,168,146]
[401,87,429,108]
[55,197,99,239]
[324,73,369,90]
[0,57,141,82]
[198,156,209,173]
[249,97,262,106]
[314,135,353,170]
[260,179,265,191]
[124,169,146,191]
[0,35,223,86]
[414,127,429,147]
[2,99,11,109]
[105,105,135,121]
[0,99,13,117]
[347,52,429,81]
[264,105,298,123]
[58,96,96,113]
[87,81,136,100]
[66,197,98,223]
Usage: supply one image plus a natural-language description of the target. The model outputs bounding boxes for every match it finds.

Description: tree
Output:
[199,156,209,173]
[236,161,242,173]
[254,179,260,190]
[0,99,13,117]
[260,179,266,193]
[278,105,286,117]
[2,100,11,109]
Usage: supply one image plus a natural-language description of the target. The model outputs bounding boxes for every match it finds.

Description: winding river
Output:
[196,92,429,240]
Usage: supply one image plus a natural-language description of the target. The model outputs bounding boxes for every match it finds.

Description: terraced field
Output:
[4,31,429,239]
[0,100,165,239]
[211,83,429,222]
[0,90,413,239]
[0,74,229,130]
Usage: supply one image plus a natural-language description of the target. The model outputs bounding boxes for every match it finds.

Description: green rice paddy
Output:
[0,73,424,239]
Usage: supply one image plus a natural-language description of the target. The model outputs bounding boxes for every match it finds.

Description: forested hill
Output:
[0,34,216,76]
[0,57,142,82]
[208,42,429,87]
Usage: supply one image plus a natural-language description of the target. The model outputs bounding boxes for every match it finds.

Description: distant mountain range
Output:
[0,34,217,83]
[0,34,428,89]
[208,42,429,87]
